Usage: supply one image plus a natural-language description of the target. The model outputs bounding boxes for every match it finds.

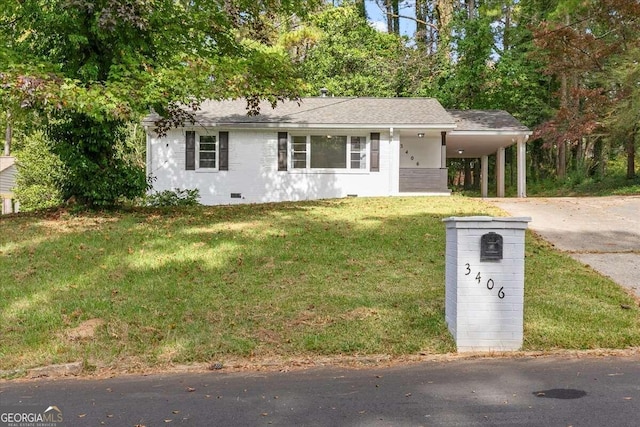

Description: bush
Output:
[144,188,201,207]
[47,113,149,208]
[13,131,64,211]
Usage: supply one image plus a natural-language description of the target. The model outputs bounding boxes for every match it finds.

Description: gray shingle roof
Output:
[147,97,456,128]
[145,99,532,133]
[447,110,529,132]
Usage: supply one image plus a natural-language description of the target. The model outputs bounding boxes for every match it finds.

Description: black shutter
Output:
[185,131,195,170]
[370,132,380,172]
[219,131,229,171]
[278,132,288,171]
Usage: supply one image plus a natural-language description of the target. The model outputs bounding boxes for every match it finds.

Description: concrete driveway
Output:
[489,196,640,299]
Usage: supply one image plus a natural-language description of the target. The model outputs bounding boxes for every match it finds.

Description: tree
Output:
[0,0,320,206]
[12,131,64,211]
[530,0,640,180]
[298,4,405,97]
[382,0,401,35]
[606,46,640,179]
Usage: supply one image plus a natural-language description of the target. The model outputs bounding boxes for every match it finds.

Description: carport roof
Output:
[445,110,531,158]
[447,110,529,132]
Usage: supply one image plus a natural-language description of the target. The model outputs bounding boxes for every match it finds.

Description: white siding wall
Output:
[0,164,17,194]
[399,133,441,169]
[148,128,398,205]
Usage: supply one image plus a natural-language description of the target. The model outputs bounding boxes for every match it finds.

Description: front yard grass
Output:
[1,196,639,374]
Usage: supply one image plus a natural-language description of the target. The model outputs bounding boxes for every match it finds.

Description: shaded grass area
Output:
[1,197,638,373]
[527,174,640,197]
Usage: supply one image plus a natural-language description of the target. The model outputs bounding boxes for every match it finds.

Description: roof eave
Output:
[449,130,532,136]
[144,122,457,130]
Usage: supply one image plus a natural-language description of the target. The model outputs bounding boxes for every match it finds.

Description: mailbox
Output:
[443,216,531,352]
[480,232,503,261]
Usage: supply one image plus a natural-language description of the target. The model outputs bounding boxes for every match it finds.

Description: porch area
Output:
[395,109,530,197]
[446,110,531,198]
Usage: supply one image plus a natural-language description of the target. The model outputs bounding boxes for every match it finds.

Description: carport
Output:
[445,110,532,198]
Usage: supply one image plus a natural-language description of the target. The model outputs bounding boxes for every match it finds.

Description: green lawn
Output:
[1,196,638,375]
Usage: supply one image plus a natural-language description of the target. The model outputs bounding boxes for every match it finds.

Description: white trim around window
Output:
[195,133,218,172]
[289,133,369,172]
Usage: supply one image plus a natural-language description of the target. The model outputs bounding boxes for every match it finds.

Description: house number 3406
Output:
[464,263,505,299]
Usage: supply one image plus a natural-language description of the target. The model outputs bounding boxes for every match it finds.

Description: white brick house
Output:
[144,97,531,206]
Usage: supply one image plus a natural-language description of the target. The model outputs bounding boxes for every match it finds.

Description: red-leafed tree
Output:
[532,0,640,179]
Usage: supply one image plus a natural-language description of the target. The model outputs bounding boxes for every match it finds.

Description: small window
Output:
[292,135,307,169]
[350,136,367,169]
[199,135,217,169]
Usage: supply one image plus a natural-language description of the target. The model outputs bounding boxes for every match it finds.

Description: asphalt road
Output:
[1,356,639,427]
[489,196,640,299]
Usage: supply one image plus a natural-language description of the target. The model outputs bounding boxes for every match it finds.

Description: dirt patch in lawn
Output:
[65,318,105,341]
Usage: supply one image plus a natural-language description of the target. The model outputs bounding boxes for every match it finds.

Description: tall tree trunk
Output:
[473,158,480,190]
[558,142,567,179]
[435,0,454,58]
[392,0,400,35]
[466,0,476,19]
[592,136,604,177]
[627,128,637,179]
[415,0,428,50]
[557,71,568,179]
[463,159,472,189]
[503,2,511,51]
[355,0,367,19]
[385,0,400,35]
[575,138,585,172]
[385,1,393,34]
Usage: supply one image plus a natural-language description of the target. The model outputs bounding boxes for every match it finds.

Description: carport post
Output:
[440,131,447,168]
[517,137,527,198]
[496,147,505,198]
[481,155,489,198]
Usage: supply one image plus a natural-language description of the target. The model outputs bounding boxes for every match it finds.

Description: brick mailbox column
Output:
[443,216,531,352]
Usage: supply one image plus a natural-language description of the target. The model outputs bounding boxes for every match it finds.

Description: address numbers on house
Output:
[464,263,505,299]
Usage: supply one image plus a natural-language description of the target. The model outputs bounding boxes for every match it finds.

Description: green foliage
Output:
[144,189,201,207]
[13,131,64,211]
[47,113,149,207]
[298,4,405,96]
[1,0,321,122]
[438,12,495,108]
[0,0,321,207]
